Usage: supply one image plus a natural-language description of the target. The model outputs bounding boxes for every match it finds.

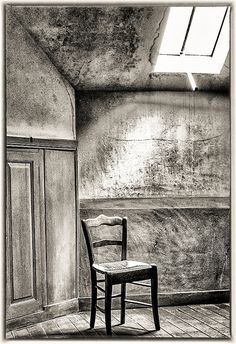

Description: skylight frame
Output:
[154,6,230,74]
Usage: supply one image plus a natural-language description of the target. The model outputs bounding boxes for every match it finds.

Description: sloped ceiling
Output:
[10,5,229,92]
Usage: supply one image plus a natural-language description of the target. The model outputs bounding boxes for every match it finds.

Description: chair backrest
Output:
[81,214,127,268]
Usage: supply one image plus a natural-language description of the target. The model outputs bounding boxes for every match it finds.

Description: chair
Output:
[81,214,160,336]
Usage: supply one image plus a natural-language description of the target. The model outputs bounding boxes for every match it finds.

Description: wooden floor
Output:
[6,303,230,339]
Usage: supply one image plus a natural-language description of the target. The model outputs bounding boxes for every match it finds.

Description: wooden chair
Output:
[81,214,160,336]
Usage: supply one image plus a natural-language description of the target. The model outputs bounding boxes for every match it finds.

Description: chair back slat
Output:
[81,214,127,267]
[93,239,122,248]
[84,214,123,227]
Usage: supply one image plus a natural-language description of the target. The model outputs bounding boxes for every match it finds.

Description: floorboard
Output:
[54,316,82,338]
[112,309,156,337]
[125,308,173,337]
[27,323,48,338]
[12,328,31,339]
[67,313,100,337]
[40,319,65,339]
[179,305,230,337]
[199,304,230,319]
[165,305,230,338]
[5,331,14,339]
[158,307,209,338]
[5,303,230,339]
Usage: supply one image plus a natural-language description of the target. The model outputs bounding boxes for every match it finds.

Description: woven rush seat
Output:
[93,260,152,273]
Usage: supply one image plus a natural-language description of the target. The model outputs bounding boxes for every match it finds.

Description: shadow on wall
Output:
[76,91,230,199]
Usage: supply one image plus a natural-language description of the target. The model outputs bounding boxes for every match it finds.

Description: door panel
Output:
[44,150,77,304]
[6,150,44,319]
[10,162,35,301]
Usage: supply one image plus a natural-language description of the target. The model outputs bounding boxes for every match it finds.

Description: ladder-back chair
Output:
[81,214,160,335]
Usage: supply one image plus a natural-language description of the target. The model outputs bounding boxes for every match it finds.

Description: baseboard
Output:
[78,289,230,311]
[6,290,230,331]
[158,289,230,307]
[6,298,79,331]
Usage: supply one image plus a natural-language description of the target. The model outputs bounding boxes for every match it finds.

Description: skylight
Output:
[154,6,230,75]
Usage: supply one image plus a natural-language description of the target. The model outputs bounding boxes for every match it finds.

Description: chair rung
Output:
[129,281,151,287]
[124,299,152,307]
[96,304,105,313]
[97,279,105,283]
[97,293,122,300]
[93,239,122,248]
[96,285,105,293]
[111,293,122,299]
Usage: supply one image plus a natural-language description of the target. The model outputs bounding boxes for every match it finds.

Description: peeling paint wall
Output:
[6,10,75,140]
[77,91,230,199]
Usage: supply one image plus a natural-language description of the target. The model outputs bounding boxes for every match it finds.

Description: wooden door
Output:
[6,149,45,319]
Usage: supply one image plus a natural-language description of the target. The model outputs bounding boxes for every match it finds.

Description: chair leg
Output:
[90,271,97,328]
[120,283,126,324]
[151,264,160,331]
[105,275,112,336]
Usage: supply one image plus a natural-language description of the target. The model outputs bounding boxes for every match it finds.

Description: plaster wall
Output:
[77,90,230,303]
[79,201,230,302]
[6,10,75,140]
[77,91,230,199]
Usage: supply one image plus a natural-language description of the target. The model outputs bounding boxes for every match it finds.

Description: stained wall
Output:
[6,10,76,140]
[77,91,230,199]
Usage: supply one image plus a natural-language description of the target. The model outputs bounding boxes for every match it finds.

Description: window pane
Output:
[184,7,227,56]
[160,7,193,55]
